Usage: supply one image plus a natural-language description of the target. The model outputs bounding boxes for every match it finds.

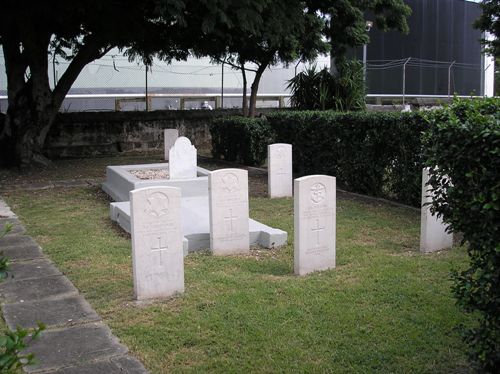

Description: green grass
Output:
[2,187,471,373]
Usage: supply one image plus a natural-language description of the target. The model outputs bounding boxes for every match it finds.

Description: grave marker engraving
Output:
[420,168,453,252]
[164,129,179,161]
[268,143,292,198]
[130,186,184,300]
[209,169,250,255]
[169,137,197,179]
[294,175,336,275]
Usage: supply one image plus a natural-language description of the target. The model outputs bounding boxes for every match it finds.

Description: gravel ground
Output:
[129,168,169,180]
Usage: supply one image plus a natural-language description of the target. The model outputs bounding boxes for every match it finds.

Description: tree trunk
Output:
[248,64,267,118]
[0,87,57,168]
[240,62,248,116]
[0,32,109,167]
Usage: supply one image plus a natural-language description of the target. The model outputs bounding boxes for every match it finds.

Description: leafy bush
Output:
[267,110,427,206]
[423,98,500,372]
[0,323,45,372]
[287,61,365,112]
[210,110,427,206]
[210,116,274,166]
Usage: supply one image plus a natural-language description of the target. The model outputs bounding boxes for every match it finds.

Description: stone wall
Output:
[44,109,242,158]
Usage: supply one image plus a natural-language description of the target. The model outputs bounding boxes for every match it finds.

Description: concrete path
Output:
[0,199,147,373]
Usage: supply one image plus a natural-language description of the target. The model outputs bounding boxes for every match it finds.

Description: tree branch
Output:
[214,57,258,73]
[52,39,111,107]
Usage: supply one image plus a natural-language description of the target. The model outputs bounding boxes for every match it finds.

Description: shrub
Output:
[266,110,427,206]
[210,116,274,166]
[423,98,500,372]
[287,61,365,112]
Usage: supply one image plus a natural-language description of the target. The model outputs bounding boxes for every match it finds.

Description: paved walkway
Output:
[0,199,147,373]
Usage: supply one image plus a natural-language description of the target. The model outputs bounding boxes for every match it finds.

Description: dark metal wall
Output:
[355,0,483,95]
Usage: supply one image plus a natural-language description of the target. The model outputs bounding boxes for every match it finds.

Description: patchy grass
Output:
[1,185,472,373]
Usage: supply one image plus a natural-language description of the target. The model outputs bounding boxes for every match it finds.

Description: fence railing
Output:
[0,93,486,113]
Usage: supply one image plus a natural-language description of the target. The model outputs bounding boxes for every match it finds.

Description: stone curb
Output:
[0,198,148,374]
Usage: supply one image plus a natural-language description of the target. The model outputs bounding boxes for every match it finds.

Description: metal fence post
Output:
[448,61,456,97]
[402,57,411,106]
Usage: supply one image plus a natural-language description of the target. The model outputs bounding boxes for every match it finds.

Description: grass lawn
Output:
[1,179,472,373]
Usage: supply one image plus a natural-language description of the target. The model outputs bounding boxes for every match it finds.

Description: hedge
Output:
[210,111,427,206]
[424,98,500,372]
[210,116,274,166]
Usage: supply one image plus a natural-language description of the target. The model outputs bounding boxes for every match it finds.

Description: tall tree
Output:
[190,0,328,117]
[307,0,411,71]
[0,0,190,167]
[474,0,500,58]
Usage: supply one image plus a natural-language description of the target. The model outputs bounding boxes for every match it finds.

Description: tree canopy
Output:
[474,0,500,58]
[0,0,192,167]
[0,0,411,167]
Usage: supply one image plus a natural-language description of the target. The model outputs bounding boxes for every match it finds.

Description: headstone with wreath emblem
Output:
[130,186,184,300]
[268,143,293,198]
[209,168,250,255]
[294,175,336,275]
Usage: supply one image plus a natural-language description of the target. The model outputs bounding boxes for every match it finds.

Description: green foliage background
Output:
[211,111,426,206]
[424,98,500,372]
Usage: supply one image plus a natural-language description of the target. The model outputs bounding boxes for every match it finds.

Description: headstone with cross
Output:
[209,168,250,255]
[130,186,184,300]
[294,175,336,275]
[268,143,293,198]
[420,168,453,253]
[164,129,179,161]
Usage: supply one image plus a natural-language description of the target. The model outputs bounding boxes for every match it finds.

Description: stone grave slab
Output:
[110,196,287,252]
[51,356,147,374]
[0,218,26,235]
[1,242,44,262]
[169,136,197,179]
[209,169,250,255]
[268,143,293,198]
[131,186,184,300]
[22,323,128,373]
[0,275,78,303]
[164,128,179,161]
[294,175,336,275]
[420,168,453,252]
[102,163,210,202]
[3,295,100,330]
[5,258,61,282]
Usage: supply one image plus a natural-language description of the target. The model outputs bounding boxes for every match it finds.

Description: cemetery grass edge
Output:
[2,187,473,373]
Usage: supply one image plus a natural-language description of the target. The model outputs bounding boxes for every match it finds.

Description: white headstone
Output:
[169,137,197,179]
[164,129,179,161]
[209,168,250,255]
[130,186,184,300]
[268,143,293,198]
[420,168,453,253]
[294,175,336,275]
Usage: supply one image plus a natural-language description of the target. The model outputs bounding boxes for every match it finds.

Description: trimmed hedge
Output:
[211,111,427,206]
[210,116,274,166]
[424,98,500,372]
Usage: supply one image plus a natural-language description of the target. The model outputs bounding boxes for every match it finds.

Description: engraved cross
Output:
[311,219,325,247]
[277,167,288,182]
[224,209,238,234]
[151,236,168,265]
